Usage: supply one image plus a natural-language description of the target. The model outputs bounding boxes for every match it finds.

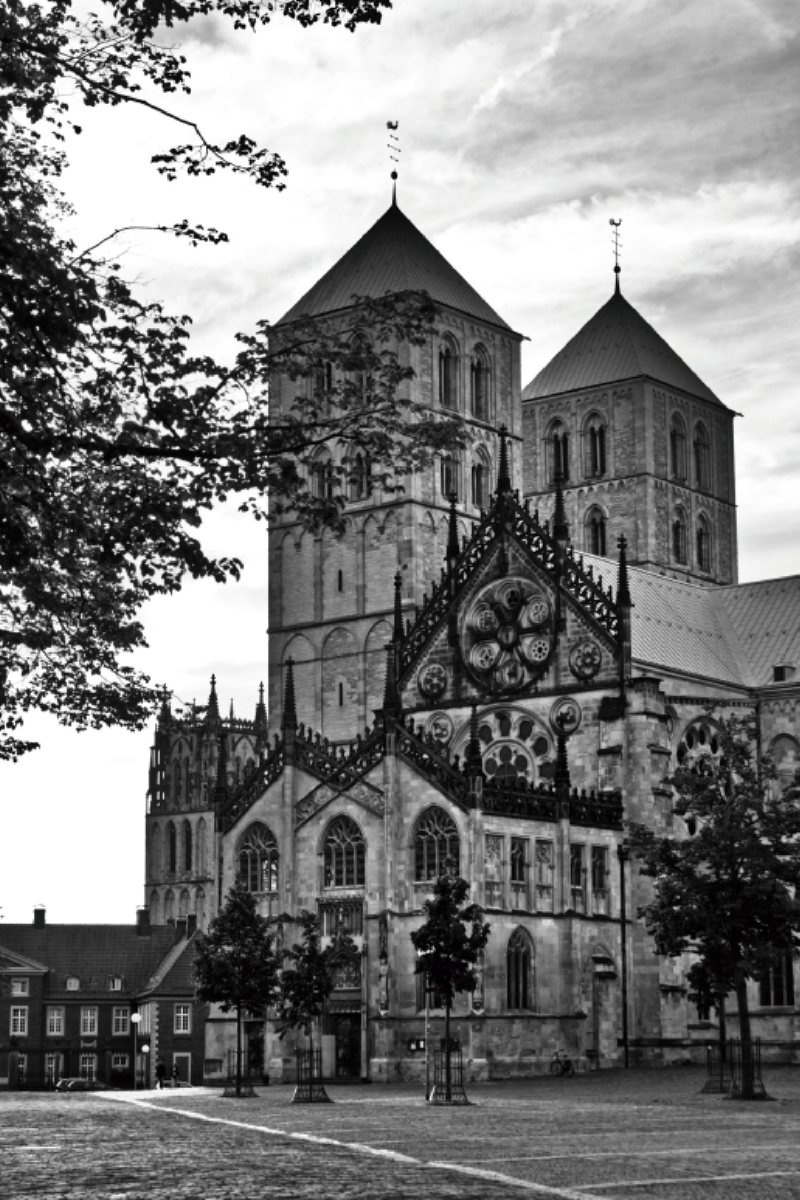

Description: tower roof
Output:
[522,289,721,405]
[278,202,513,331]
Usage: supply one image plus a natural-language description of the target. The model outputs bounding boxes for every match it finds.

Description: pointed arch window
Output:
[583,415,607,478]
[172,759,180,804]
[694,423,710,491]
[440,455,459,500]
[151,824,161,876]
[168,822,177,874]
[670,414,687,481]
[547,420,570,484]
[349,450,371,502]
[164,889,175,922]
[183,756,190,806]
[439,340,459,410]
[672,509,687,564]
[585,507,607,556]
[414,807,460,881]
[195,888,206,929]
[313,360,333,396]
[197,818,207,876]
[183,820,192,872]
[696,515,711,572]
[324,815,366,888]
[312,452,335,501]
[470,346,490,420]
[471,459,489,509]
[149,890,160,924]
[507,928,534,1010]
[237,822,279,893]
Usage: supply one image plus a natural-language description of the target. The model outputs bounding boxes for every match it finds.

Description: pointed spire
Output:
[206,674,220,726]
[610,218,622,295]
[393,573,404,643]
[616,535,632,609]
[229,699,235,721]
[254,681,268,738]
[282,659,297,732]
[446,491,459,564]
[387,120,400,206]
[213,728,228,805]
[381,643,401,715]
[496,424,511,494]
[553,468,568,542]
[158,686,172,728]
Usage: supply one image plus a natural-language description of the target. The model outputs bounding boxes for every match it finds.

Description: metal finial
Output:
[387,120,400,204]
[609,218,622,293]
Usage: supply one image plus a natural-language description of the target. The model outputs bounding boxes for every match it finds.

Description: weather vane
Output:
[609,218,622,291]
[387,120,400,203]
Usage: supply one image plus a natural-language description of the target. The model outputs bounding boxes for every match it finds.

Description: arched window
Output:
[184,756,190,806]
[672,508,687,564]
[172,759,180,804]
[178,888,190,918]
[164,889,175,922]
[439,340,458,410]
[151,824,160,876]
[313,360,333,396]
[348,450,371,502]
[670,414,687,481]
[583,414,607,478]
[237,822,279,893]
[183,820,193,872]
[696,515,711,572]
[471,459,489,509]
[440,455,459,500]
[470,346,490,420]
[197,819,207,875]
[547,420,569,483]
[311,452,335,501]
[195,888,206,929]
[168,822,177,874]
[694,422,710,490]
[585,506,607,556]
[414,807,460,881]
[149,890,159,924]
[771,735,800,790]
[507,928,534,1010]
[324,815,366,888]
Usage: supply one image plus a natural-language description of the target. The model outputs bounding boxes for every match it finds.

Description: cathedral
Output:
[144,197,800,1083]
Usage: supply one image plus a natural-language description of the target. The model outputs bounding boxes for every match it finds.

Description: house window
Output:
[80,1054,97,1081]
[510,837,529,910]
[45,1053,60,1082]
[66,977,80,991]
[570,844,586,912]
[47,1007,64,1036]
[11,978,29,996]
[507,928,534,1010]
[694,423,710,490]
[672,511,687,564]
[670,414,687,481]
[108,976,122,992]
[440,455,459,500]
[237,822,279,893]
[10,1007,28,1036]
[16,1054,27,1083]
[759,952,795,1008]
[470,347,490,420]
[439,342,458,409]
[547,420,570,483]
[585,507,607,556]
[324,815,366,888]
[414,807,460,881]
[591,846,609,915]
[584,416,607,478]
[112,1053,129,1070]
[81,1007,98,1036]
[113,1007,130,1036]
[174,1004,191,1034]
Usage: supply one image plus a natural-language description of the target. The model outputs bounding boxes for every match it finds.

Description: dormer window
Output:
[11,978,29,996]
[108,977,123,992]
[66,977,80,991]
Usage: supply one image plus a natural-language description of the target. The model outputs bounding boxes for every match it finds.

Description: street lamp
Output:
[131,1013,141,1090]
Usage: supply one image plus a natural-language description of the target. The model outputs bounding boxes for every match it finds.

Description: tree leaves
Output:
[410,871,490,1008]
[193,875,281,1015]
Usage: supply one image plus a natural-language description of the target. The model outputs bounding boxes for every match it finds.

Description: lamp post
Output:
[617,843,630,1069]
[131,1013,141,1090]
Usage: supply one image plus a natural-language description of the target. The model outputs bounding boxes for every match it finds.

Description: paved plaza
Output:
[3,1067,800,1199]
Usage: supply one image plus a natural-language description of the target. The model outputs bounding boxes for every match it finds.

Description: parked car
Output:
[54,1077,111,1092]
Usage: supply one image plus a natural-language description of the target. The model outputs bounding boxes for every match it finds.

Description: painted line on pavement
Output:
[104,1095,606,1200]
[582,1170,800,1191]
[455,1143,800,1163]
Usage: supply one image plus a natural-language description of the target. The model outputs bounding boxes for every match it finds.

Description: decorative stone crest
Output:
[550,696,582,735]
[461,576,553,693]
[426,712,454,745]
[418,662,447,700]
[568,638,603,681]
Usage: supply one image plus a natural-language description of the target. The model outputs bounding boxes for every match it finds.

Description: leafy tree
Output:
[193,875,281,1096]
[628,711,800,1099]
[1,0,463,759]
[276,910,333,1073]
[410,868,490,1100]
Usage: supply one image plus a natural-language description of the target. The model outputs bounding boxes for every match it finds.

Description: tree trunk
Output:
[236,1005,243,1097]
[718,980,727,1067]
[444,1001,452,1102]
[735,971,754,1100]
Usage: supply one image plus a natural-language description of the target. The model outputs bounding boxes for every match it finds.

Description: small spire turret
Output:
[206,674,220,726]
[496,424,511,494]
[254,681,268,741]
[282,659,297,732]
[393,573,404,643]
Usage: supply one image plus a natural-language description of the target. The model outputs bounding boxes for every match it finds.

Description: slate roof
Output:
[580,554,800,688]
[277,201,513,331]
[139,936,197,997]
[0,925,179,997]
[522,288,721,405]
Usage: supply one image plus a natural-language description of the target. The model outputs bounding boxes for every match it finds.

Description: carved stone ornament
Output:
[461,576,553,693]
[295,779,384,827]
[550,696,582,735]
[426,712,454,745]
[568,638,603,681]
[418,662,448,699]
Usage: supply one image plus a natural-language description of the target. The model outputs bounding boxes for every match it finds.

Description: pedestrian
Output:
[171,1062,180,1088]
[155,1060,166,1090]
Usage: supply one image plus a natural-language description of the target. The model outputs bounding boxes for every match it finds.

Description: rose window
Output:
[461,577,554,693]
[676,721,723,773]
[475,709,554,783]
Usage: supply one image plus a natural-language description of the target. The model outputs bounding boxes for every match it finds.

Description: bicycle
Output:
[548,1049,575,1077]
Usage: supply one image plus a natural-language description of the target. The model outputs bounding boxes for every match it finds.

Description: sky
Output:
[1,0,798,926]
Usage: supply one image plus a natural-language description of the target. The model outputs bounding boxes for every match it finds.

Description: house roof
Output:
[714,576,800,688]
[522,288,721,405]
[0,925,180,998]
[277,201,513,331]
[139,936,198,997]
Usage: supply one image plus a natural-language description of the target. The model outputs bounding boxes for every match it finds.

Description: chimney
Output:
[187,913,197,937]
[136,907,151,937]
[33,906,46,929]
[175,916,188,943]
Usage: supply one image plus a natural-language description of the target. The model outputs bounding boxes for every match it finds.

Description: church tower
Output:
[520,277,738,586]
[268,199,523,739]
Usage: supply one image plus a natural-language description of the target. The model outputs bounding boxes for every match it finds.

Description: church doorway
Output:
[580,944,620,1064]
[333,1013,361,1078]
